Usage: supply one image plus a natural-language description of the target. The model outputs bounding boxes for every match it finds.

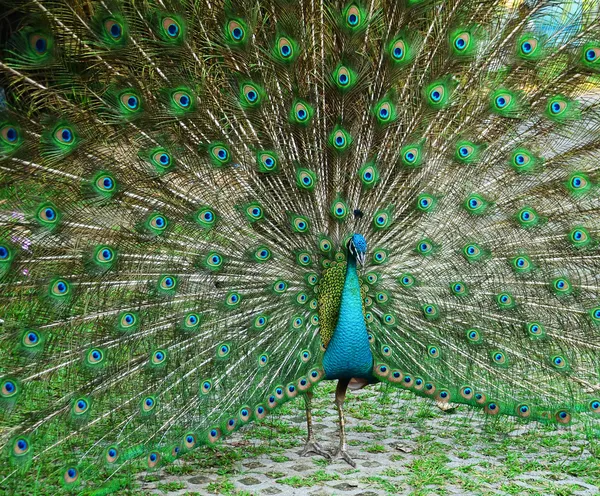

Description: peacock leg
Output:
[300,391,331,459]
[332,378,356,467]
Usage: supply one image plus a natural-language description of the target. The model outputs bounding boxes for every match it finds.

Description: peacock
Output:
[1,0,600,492]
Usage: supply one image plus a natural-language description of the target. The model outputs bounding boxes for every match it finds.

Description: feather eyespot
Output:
[277,37,294,58]
[300,349,311,363]
[516,404,531,418]
[556,410,571,424]
[427,346,440,358]
[391,39,405,60]
[459,145,473,157]
[491,351,507,365]
[1,379,18,398]
[13,437,30,456]
[217,343,230,358]
[377,102,392,121]
[21,330,40,348]
[255,404,267,419]
[274,280,288,293]
[549,97,567,115]
[359,162,379,188]
[519,37,538,57]
[172,91,191,109]
[142,396,156,413]
[119,312,137,330]
[227,20,247,43]
[105,446,119,464]
[151,350,167,365]
[257,152,277,172]
[95,175,117,196]
[201,380,212,394]
[120,92,140,111]
[453,32,470,51]
[383,313,395,325]
[37,204,59,226]
[30,33,49,54]
[63,467,79,484]
[87,348,104,364]
[403,147,419,164]
[225,292,241,307]
[147,451,160,468]
[291,100,313,125]
[54,126,74,144]
[582,45,599,68]
[253,314,268,329]
[296,104,308,120]
[1,124,21,147]
[148,214,167,232]
[346,5,362,28]
[495,94,510,109]
[242,83,261,106]
[336,66,352,87]
[105,19,123,40]
[208,428,221,443]
[51,278,70,297]
[73,397,90,415]
[159,275,177,291]
[209,143,230,166]
[162,17,181,39]
[460,386,474,400]
[466,328,481,343]
[95,246,114,264]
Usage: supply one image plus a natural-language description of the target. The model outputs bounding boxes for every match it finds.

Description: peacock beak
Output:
[356,252,366,266]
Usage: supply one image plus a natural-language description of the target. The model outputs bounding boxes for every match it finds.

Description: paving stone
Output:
[186,475,209,485]
[238,476,262,486]
[262,487,283,495]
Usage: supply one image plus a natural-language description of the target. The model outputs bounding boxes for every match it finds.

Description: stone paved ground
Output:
[137,382,600,496]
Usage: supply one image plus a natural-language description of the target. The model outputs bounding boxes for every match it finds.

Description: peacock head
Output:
[347,233,367,266]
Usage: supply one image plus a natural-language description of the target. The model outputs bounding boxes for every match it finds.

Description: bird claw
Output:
[300,440,331,460]
[331,447,357,467]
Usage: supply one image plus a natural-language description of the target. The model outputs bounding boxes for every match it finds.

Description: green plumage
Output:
[0,0,600,491]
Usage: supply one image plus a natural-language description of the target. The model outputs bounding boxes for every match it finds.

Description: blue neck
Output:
[322,257,374,380]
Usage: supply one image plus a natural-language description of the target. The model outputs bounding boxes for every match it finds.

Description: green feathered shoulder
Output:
[317,258,347,348]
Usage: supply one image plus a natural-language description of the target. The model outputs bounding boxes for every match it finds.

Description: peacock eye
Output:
[30,33,48,53]
[278,37,293,58]
[162,17,181,38]
[1,124,20,145]
[54,126,74,144]
[104,19,123,40]
[391,39,405,60]
[120,92,140,111]
[173,91,191,109]
[96,174,115,191]
[428,84,445,104]
[227,20,247,43]
[152,150,171,168]
[150,214,167,230]
[453,32,470,51]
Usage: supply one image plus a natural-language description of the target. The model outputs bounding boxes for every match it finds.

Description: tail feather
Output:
[0,0,599,491]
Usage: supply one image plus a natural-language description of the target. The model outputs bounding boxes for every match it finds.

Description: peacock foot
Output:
[331,446,357,467]
[300,440,331,459]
